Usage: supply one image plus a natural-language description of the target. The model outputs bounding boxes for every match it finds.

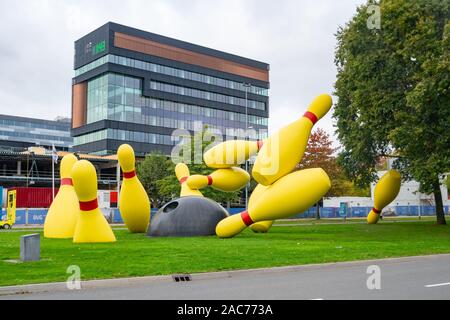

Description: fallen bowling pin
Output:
[250,220,274,233]
[367,170,401,224]
[252,94,332,186]
[187,167,250,192]
[216,168,331,238]
[175,163,203,197]
[118,144,151,233]
[204,140,263,169]
[72,160,116,243]
[44,154,80,239]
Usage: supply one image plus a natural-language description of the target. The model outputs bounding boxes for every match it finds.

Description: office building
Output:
[0,114,72,151]
[72,22,269,156]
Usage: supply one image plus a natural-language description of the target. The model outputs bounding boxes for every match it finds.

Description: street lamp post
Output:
[242,82,252,209]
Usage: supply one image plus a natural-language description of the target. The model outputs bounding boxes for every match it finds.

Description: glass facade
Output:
[73,24,269,156]
[75,54,269,96]
[73,129,177,146]
[0,116,72,150]
[150,81,265,110]
[85,73,267,134]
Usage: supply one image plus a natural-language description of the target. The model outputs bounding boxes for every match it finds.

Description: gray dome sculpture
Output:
[147,196,229,237]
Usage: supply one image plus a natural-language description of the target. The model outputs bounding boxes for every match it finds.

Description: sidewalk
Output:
[1,253,449,297]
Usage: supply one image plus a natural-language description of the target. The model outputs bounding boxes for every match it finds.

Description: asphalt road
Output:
[1,254,450,300]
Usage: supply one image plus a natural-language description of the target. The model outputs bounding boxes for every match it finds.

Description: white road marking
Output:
[425,282,450,288]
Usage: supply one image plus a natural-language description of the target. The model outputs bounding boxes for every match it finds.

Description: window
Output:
[84,73,268,144]
[75,54,269,96]
[149,81,265,111]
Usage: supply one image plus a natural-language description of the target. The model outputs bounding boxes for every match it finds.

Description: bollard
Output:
[20,233,40,262]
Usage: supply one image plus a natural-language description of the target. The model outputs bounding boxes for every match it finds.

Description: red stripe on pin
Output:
[179,176,188,184]
[79,199,98,211]
[61,178,73,186]
[207,175,213,185]
[257,140,264,150]
[123,170,136,179]
[241,211,254,226]
[303,111,318,124]
[372,207,381,214]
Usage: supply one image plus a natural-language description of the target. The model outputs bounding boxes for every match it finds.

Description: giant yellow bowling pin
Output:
[252,94,332,186]
[72,160,116,243]
[187,167,250,192]
[118,144,150,233]
[250,219,274,233]
[367,170,401,224]
[44,154,80,239]
[216,168,331,238]
[248,184,273,233]
[175,163,203,197]
[204,140,264,169]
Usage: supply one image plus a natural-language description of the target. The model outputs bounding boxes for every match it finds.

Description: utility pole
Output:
[242,82,252,209]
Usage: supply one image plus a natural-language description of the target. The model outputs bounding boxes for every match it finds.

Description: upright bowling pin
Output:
[187,167,250,192]
[248,184,273,233]
[118,144,150,233]
[72,160,116,243]
[252,94,332,186]
[175,163,203,197]
[44,154,80,238]
[367,170,401,224]
[216,168,331,238]
[204,140,264,169]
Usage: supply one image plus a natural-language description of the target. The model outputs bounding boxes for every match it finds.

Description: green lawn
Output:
[273,216,438,225]
[0,220,449,287]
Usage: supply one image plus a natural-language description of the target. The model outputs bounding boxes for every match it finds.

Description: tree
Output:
[334,0,450,224]
[298,128,338,175]
[330,176,370,197]
[297,128,369,196]
[297,128,338,219]
[136,153,171,208]
[296,128,370,218]
[157,127,242,205]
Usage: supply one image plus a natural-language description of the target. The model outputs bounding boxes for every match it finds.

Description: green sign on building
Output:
[92,40,106,56]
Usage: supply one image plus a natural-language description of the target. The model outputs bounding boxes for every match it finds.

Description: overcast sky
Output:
[0,0,365,146]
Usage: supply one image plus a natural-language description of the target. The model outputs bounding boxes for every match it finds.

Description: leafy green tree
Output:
[136,153,171,208]
[334,0,450,224]
[331,171,371,197]
[157,127,242,205]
